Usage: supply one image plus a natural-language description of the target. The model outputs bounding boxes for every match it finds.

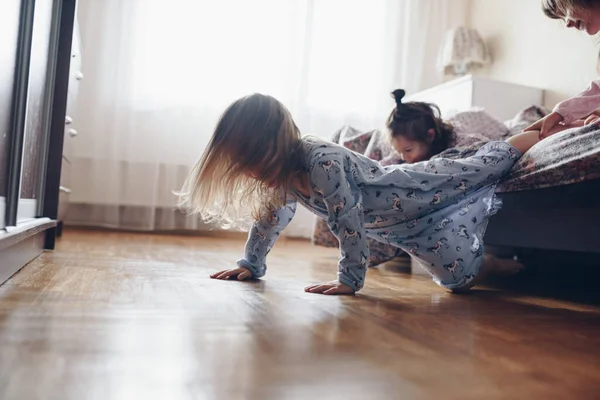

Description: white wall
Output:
[469,0,598,109]
[415,0,472,92]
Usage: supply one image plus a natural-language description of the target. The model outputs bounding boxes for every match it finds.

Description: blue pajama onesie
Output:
[237,137,521,292]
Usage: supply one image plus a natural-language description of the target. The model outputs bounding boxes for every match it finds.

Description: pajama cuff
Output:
[553,108,575,125]
[338,273,363,293]
[476,141,522,159]
[237,259,266,278]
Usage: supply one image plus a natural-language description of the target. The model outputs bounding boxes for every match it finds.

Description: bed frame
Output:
[485,179,600,254]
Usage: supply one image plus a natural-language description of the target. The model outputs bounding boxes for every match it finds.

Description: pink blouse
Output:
[554,80,600,124]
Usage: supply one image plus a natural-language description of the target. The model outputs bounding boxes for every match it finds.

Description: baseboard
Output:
[16,198,38,222]
[0,196,5,229]
[0,218,56,285]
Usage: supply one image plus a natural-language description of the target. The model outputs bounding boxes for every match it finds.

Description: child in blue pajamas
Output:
[180,92,551,295]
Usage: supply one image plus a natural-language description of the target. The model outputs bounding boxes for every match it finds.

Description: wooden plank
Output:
[1,229,599,399]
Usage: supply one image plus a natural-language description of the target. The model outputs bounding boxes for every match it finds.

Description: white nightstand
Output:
[405,75,545,121]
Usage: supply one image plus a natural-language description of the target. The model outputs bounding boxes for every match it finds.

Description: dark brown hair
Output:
[542,0,600,19]
[386,89,456,157]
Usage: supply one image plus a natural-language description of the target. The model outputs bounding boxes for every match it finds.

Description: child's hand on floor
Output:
[210,267,252,281]
[304,281,355,295]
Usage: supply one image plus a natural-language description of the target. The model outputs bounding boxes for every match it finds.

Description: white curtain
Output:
[67,0,469,236]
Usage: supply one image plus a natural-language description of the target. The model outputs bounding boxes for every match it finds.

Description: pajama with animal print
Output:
[237,138,521,292]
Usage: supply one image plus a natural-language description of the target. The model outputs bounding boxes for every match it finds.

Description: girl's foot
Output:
[451,254,524,293]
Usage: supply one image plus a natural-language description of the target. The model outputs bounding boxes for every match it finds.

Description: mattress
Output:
[497,123,600,192]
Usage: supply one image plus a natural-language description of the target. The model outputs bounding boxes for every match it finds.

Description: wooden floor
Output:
[1,230,599,400]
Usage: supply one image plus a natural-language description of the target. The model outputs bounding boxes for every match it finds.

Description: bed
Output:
[488,122,600,253]
[311,106,600,265]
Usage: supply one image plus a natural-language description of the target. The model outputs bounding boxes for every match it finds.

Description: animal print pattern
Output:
[236,202,297,278]
[239,139,520,292]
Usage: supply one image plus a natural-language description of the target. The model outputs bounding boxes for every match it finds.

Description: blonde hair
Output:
[179,93,303,229]
[542,0,600,19]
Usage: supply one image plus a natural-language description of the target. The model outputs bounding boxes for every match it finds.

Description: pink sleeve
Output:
[554,80,600,124]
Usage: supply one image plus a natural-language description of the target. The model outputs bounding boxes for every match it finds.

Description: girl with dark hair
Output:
[386,89,456,164]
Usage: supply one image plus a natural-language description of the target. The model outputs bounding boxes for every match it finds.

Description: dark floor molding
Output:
[0,218,56,285]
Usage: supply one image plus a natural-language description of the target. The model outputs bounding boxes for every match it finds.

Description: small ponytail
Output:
[391,89,406,113]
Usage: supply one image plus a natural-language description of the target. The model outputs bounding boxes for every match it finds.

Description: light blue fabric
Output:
[237,137,521,292]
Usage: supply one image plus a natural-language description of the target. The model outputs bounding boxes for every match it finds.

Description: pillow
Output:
[333,125,375,154]
[504,105,549,136]
[365,129,395,161]
[330,125,393,162]
[454,132,491,147]
[447,108,510,141]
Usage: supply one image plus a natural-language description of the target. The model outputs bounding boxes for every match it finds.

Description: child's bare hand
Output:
[304,280,355,295]
[524,111,564,139]
[210,267,252,281]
